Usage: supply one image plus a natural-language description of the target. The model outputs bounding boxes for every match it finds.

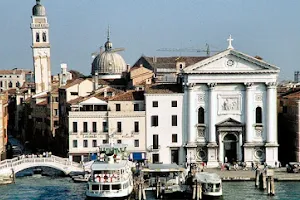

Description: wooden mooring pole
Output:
[266,169,275,196]
[255,169,260,187]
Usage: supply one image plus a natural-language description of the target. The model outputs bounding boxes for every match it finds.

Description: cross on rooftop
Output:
[227,35,234,50]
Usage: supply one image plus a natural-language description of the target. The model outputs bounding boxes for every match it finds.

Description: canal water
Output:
[0,174,300,200]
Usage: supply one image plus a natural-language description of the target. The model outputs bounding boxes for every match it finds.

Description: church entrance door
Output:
[223,133,237,163]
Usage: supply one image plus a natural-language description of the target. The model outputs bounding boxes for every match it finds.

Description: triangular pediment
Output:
[183,49,279,74]
[79,97,107,105]
[216,118,243,127]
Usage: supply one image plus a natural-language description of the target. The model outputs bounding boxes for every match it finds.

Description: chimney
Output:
[126,64,130,72]
[94,71,99,90]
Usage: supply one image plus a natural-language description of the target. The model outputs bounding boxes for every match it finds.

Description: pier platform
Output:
[204,167,300,181]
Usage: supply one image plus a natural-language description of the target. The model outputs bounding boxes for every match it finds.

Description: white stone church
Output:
[182,38,280,167]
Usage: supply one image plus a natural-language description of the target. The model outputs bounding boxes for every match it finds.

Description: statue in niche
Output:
[222,98,238,111]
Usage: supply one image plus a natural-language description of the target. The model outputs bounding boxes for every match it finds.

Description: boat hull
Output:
[86,186,133,199]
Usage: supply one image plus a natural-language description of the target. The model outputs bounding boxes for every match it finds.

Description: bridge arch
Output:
[0,155,84,176]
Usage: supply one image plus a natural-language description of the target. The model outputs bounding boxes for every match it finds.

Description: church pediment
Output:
[216,118,243,127]
[183,49,279,74]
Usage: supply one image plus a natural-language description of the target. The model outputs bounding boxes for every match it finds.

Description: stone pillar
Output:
[207,83,218,167]
[186,83,197,164]
[266,82,277,144]
[208,83,217,144]
[187,83,197,144]
[265,82,278,167]
[245,82,254,143]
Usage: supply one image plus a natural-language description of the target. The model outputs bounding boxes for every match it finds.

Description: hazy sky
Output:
[0,0,299,80]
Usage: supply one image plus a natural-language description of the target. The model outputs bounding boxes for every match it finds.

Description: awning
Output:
[130,152,146,161]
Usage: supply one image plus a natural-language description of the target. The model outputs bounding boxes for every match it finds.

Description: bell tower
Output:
[31,0,51,94]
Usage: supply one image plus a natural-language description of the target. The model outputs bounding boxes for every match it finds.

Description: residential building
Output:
[68,90,146,162]
[145,84,184,165]
[0,68,32,91]
[278,89,300,164]
[0,92,8,160]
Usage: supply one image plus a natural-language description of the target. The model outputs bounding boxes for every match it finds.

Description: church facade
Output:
[182,42,280,167]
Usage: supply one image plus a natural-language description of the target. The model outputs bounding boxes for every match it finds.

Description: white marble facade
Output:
[183,47,280,167]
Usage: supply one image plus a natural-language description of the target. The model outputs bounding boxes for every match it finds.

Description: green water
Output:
[0,176,299,200]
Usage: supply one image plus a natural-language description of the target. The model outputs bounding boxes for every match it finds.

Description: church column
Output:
[186,83,197,164]
[245,82,254,143]
[208,83,217,144]
[207,83,218,167]
[187,83,197,144]
[266,82,277,143]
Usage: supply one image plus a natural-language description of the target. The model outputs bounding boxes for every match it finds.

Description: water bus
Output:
[85,144,134,199]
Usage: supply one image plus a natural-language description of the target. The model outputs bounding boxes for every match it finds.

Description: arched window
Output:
[42,32,47,42]
[8,81,13,88]
[16,81,20,88]
[36,32,40,42]
[198,107,205,124]
[256,107,262,123]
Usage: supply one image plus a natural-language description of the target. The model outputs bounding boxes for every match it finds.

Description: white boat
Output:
[86,144,134,199]
[193,172,222,197]
[72,173,91,183]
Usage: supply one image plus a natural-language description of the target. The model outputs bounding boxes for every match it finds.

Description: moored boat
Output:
[193,172,222,198]
[85,144,134,199]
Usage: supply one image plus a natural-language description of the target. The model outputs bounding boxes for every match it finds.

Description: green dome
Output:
[32,0,46,16]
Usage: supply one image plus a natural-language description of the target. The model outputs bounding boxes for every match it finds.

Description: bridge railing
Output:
[0,155,83,171]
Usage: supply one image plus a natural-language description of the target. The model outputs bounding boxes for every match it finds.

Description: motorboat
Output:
[193,172,222,197]
[85,144,134,199]
[72,173,91,183]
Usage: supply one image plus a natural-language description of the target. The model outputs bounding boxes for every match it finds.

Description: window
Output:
[134,121,139,132]
[0,81,2,87]
[92,140,97,147]
[103,121,108,132]
[8,81,12,88]
[116,104,121,111]
[256,107,262,123]
[152,154,159,163]
[36,32,40,42]
[134,104,139,111]
[117,122,122,132]
[152,101,158,107]
[151,116,158,127]
[73,122,77,133]
[134,140,139,147]
[83,140,88,148]
[172,101,177,107]
[54,120,59,127]
[70,92,78,96]
[83,122,88,132]
[103,140,108,144]
[42,32,47,42]
[172,134,178,143]
[54,109,58,116]
[117,140,122,144]
[172,115,177,126]
[16,81,20,88]
[153,134,159,149]
[198,107,205,124]
[73,140,77,148]
[92,122,97,132]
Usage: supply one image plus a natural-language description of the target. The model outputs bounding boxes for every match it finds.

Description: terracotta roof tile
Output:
[60,78,84,89]
[110,90,144,101]
[0,69,31,75]
[145,84,183,94]
[142,56,208,69]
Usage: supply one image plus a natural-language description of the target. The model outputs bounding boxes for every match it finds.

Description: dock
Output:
[204,167,300,182]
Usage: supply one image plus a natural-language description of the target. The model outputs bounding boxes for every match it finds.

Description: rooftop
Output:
[145,84,183,94]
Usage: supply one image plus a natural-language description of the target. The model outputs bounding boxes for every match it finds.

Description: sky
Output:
[0,0,299,80]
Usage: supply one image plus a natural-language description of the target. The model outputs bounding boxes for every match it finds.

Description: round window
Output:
[197,148,207,160]
[255,149,263,158]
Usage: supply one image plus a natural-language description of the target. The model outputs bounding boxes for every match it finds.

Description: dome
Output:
[91,51,127,79]
[32,0,46,16]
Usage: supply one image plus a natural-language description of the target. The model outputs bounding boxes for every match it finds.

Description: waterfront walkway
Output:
[205,167,300,181]
[0,155,84,176]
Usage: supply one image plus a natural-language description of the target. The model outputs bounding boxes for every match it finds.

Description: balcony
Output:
[69,111,107,118]
[147,145,161,152]
[108,111,145,118]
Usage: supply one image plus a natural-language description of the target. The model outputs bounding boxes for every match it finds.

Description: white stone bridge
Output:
[0,155,84,176]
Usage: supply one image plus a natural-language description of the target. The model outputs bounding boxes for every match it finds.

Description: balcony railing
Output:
[147,145,161,152]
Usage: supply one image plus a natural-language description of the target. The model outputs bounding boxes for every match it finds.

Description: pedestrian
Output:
[278,161,281,168]
[251,161,254,170]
